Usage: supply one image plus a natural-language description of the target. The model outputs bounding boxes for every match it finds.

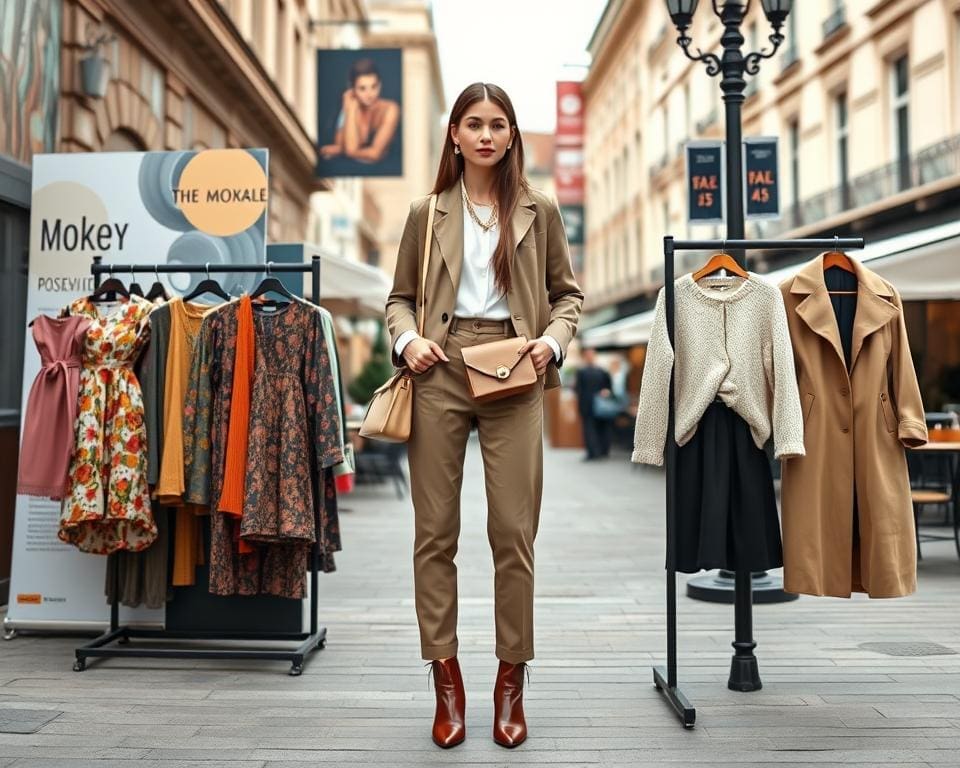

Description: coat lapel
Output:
[790,255,846,369]
[433,184,464,294]
[434,184,538,294]
[849,259,898,371]
[510,189,537,260]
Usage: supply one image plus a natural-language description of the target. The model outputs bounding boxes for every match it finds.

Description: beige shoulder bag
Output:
[359,195,437,443]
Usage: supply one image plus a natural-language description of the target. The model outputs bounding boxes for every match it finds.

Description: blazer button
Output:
[441,312,449,323]
[513,314,522,320]
[840,387,849,396]
[841,427,850,433]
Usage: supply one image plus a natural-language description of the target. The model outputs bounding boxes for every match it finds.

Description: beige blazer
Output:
[779,255,927,598]
[385,184,584,389]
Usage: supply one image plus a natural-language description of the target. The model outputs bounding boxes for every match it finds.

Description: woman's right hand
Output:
[403,337,449,374]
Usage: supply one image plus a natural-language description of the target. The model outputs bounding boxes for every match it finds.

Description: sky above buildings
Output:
[432,0,608,133]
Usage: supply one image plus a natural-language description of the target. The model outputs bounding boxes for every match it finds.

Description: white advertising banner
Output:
[5,148,269,632]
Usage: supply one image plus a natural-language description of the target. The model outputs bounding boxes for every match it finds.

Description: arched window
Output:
[103,128,147,152]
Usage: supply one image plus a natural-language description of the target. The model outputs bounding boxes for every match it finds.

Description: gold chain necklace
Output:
[461,177,498,232]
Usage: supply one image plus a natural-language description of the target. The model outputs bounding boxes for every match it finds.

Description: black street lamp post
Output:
[663,0,794,693]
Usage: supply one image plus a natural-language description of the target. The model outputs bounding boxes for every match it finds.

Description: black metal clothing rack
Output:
[654,236,866,728]
[74,255,327,676]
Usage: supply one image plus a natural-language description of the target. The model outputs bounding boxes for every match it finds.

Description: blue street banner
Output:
[744,136,780,219]
[686,141,724,224]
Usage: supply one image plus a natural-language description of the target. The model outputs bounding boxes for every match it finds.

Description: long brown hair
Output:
[432,82,529,295]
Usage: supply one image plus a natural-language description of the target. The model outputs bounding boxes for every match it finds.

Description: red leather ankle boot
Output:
[493,660,527,747]
[430,657,466,748]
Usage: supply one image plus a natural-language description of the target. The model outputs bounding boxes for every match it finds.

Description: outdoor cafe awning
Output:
[581,220,960,349]
[312,252,392,319]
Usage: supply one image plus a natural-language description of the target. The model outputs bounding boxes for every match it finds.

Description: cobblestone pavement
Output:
[1,438,959,767]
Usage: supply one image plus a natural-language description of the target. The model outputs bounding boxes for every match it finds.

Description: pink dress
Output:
[17,315,92,499]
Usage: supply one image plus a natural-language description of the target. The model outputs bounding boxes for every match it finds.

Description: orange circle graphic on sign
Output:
[175,149,268,236]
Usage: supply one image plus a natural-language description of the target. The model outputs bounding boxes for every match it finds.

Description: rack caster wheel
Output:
[118,636,130,645]
[318,639,326,650]
[73,659,86,672]
[3,629,16,641]
[289,664,303,676]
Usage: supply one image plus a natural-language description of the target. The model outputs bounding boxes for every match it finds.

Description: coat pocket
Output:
[802,392,815,425]
[879,392,897,433]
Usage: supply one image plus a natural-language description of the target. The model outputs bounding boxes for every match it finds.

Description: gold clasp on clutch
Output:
[496,365,509,379]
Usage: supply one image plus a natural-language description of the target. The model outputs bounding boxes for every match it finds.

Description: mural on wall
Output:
[0,0,60,163]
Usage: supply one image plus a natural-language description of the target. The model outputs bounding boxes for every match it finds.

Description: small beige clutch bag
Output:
[460,336,537,403]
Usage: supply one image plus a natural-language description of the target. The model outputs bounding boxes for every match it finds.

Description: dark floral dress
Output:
[183,299,343,598]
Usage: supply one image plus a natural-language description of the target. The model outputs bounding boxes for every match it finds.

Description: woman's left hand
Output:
[519,339,553,376]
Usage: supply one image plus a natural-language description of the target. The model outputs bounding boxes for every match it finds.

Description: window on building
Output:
[277,0,288,95]
[294,28,303,111]
[253,0,267,55]
[836,92,849,207]
[636,220,644,282]
[183,96,194,148]
[786,2,798,58]
[891,54,910,192]
[621,147,629,206]
[662,104,669,160]
[789,118,801,223]
[0,200,29,414]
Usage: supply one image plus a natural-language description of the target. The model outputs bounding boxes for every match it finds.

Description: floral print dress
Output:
[59,295,157,554]
[183,299,343,598]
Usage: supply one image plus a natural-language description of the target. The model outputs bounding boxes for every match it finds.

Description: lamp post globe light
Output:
[661,0,795,693]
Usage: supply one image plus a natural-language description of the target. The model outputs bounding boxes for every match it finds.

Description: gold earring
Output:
[454,144,461,155]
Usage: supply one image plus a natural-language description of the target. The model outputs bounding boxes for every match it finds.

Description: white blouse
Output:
[394,197,561,362]
[454,201,510,319]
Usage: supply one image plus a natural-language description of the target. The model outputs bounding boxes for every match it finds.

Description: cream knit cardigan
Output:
[631,273,805,466]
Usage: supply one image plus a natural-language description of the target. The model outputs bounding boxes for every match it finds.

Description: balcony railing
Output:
[766,133,960,237]
[822,6,847,40]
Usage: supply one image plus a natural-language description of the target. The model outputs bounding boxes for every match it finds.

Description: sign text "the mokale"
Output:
[40,217,129,251]
[171,187,268,204]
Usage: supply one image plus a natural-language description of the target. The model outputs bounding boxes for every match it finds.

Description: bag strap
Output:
[417,194,437,338]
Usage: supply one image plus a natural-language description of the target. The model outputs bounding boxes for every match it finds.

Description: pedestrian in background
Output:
[385,81,583,749]
[576,347,613,460]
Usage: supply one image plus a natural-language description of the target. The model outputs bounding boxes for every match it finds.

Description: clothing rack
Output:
[74,254,326,676]
[655,236,866,728]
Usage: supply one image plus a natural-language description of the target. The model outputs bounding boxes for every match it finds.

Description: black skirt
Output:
[672,401,783,573]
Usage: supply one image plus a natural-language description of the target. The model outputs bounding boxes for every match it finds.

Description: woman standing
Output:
[386,82,583,749]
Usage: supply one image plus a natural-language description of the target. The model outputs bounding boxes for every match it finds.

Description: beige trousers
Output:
[408,317,544,664]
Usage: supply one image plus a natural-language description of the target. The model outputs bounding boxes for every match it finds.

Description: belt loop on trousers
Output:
[451,316,511,334]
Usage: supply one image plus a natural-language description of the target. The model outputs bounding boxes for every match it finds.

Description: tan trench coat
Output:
[779,255,927,598]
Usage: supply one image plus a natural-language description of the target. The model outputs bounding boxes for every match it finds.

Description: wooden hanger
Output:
[824,238,857,295]
[250,262,295,303]
[183,263,231,303]
[692,242,749,282]
[128,266,145,298]
[89,265,130,303]
[145,265,171,302]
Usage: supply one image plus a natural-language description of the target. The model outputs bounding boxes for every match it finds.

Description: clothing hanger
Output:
[128,266,145,298]
[145,264,170,302]
[824,236,858,295]
[183,263,231,303]
[89,265,130,302]
[692,238,749,282]
[250,262,295,303]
